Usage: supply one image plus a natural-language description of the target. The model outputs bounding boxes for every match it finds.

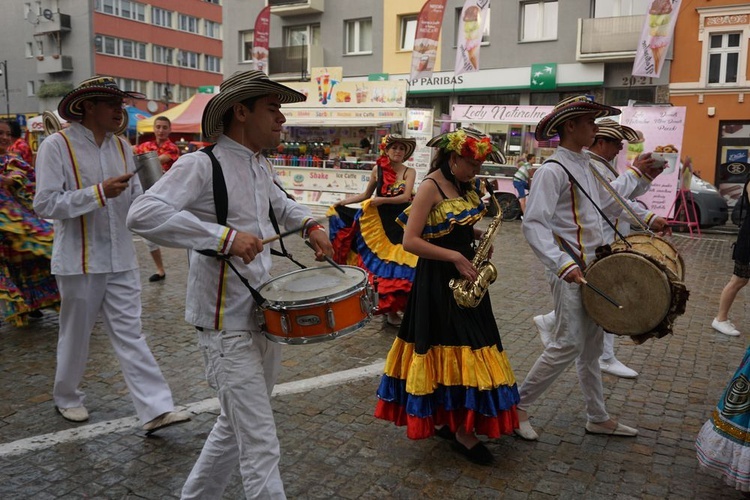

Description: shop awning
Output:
[137,93,213,134]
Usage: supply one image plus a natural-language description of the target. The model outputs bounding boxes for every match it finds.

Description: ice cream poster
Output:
[252,6,271,75]
[632,0,681,78]
[409,0,447,82]
[454,0,490,77]
[615,106,687,218]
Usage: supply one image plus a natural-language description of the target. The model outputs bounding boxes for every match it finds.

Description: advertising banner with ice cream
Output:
[410,0,447,82]
[632,0,682,78]
[615,106,686,218]
[252,6,271,75]
[454,0,490,77]
[404,108,435,181]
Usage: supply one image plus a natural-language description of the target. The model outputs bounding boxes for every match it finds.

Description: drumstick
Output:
[581,278,623,309]
[305,240,346,274]
[261,225,307,244]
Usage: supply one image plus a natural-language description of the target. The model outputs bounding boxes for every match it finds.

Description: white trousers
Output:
[53,271,175,424]
[538,310,617,360]
[518,270,609,423]
[181,329,285,500]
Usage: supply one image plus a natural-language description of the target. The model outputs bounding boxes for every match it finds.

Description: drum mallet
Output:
[261,225,307,244]
[580,278,623,309]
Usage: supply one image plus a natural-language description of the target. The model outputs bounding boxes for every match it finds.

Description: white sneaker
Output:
[712,318,741,336]
[514,419,539,441]
[533,315,552,348]
[599,358,638,378]
[56,405,89,422]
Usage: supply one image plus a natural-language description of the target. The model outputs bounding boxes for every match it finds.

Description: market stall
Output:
[136,93,212,135]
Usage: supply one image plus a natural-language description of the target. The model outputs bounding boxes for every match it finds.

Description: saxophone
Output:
[449,181,503,308]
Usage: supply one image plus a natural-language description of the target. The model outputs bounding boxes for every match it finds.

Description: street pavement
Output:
[0,211,748,499]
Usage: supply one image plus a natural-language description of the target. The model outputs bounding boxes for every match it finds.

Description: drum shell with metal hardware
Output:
[254,266,377,345]
[134,151,163,191]
[582,234,688,342]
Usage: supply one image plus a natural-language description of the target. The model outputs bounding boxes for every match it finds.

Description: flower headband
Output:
[434,129,496,162]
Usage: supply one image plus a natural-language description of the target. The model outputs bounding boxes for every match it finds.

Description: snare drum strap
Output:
[544,159,630,246]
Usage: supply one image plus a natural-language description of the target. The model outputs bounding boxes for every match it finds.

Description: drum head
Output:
[582,253,672,336]
[258,265,367,306]
[611,234,684,280]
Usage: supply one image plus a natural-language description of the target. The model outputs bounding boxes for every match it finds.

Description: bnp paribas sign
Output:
[530,63,557,90]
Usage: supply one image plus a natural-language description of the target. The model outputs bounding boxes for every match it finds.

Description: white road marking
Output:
[0,360,385,458]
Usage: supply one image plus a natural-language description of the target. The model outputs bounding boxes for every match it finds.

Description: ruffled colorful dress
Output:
[327,159,417,314]
[375,182,519,439]
[0,153,59,326]
[696,346,750,492]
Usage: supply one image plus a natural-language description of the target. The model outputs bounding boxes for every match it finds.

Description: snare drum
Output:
[582,234,688,342]
[255,266,377,345]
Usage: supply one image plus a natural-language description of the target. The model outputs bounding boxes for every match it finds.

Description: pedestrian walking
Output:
[33,76,189,432]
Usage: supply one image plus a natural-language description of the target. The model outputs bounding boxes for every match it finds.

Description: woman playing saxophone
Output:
[374,128,520,466]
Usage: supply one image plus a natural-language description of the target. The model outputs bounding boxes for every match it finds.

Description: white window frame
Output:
[95,35,146,61]
[399,15,417,51]
[205,55,221,73]
[204,20,221,39]
[179,86,198,101]
[153,45,174,65]
[593,0,650,18]
[696,7,749,89]
[178,50,199,69]
[520,1,558,42]
[707,32,742,86]
[178,14,199,34]
[116,78,147,94]
[96,0,145,22]
[284,24,320,47]
[27,81,35,97]
[454,7,491,47]
[152,7,172,28]
[153,82,172,102]
[25,42,34,58]
[344,18,373,55]
[240,30,254,62]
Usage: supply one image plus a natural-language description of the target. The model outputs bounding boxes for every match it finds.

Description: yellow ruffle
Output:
[359,199,418,266]
[383,337,517,396]
[398,191,485,240]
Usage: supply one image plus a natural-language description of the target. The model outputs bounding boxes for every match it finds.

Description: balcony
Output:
[34,12,72,35]
[269,44,323,80]
[268,0,324,17]
[577,15,645,63]
[36,55,74,74]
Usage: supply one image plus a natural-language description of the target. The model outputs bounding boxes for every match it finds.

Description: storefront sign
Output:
[404,108,434,180]
[451,105,554,125]
[530,63,557,90]
[273,166,372,206]
[615,106,687,219]
[283,108,406,122]
[284,80,407,109]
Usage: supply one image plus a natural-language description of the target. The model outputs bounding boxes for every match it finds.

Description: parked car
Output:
[672,174,729,229]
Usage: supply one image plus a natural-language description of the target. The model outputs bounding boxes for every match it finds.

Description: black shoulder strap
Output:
[424,177,448,199]
[202,144,228,226]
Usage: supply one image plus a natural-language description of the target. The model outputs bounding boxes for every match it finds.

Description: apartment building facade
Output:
[222,0,669,160]
[0,0,223,120]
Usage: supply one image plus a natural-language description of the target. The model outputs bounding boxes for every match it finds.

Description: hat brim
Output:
[201,79,306,138]
[619,124,640,142]
[383,137,417,161]
[58,87,145,121]
[535,102,620,141]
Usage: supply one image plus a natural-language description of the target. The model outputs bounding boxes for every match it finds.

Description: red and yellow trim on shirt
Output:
[60,131,93,272]
[212,227,235,330]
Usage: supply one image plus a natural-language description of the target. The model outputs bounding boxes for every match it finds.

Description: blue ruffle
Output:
[376,374,520,418]
[355,235,416,281]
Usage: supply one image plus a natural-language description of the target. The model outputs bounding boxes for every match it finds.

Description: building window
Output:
[285,24,320,47]
[178,50,199,69]
[94,35,146,60]
[96,0,145,22]
[345,18,372,55]
[26,42,34,58]
[27,81,35,97]
[152,7,172,28]
[205,55,221,73]
[605,87,656,105]
[708,32,740,85]
[179,86,198,101]
[116,78,147,94]
[204,0,220,4]
[521,1,558,42]
[204,20,221,38]
[454,7,491,46]
[153,45,174,65]
[36,39,43,55]
[240,30,254,62]
[593,0,650,17]
[153,82,172,102]
[399,15,417,51]
[178,14,199,34]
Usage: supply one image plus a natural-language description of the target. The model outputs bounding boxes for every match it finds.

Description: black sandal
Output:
[451,440,494,466]
[434,426,455,441]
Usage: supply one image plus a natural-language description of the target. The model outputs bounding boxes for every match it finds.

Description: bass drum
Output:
[582,234,688,343]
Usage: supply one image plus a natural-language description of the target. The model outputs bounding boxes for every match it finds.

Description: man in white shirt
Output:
[533,119,664,378]
[515,96,670,441]
[127,71,333,500]
[34,77,189,432]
